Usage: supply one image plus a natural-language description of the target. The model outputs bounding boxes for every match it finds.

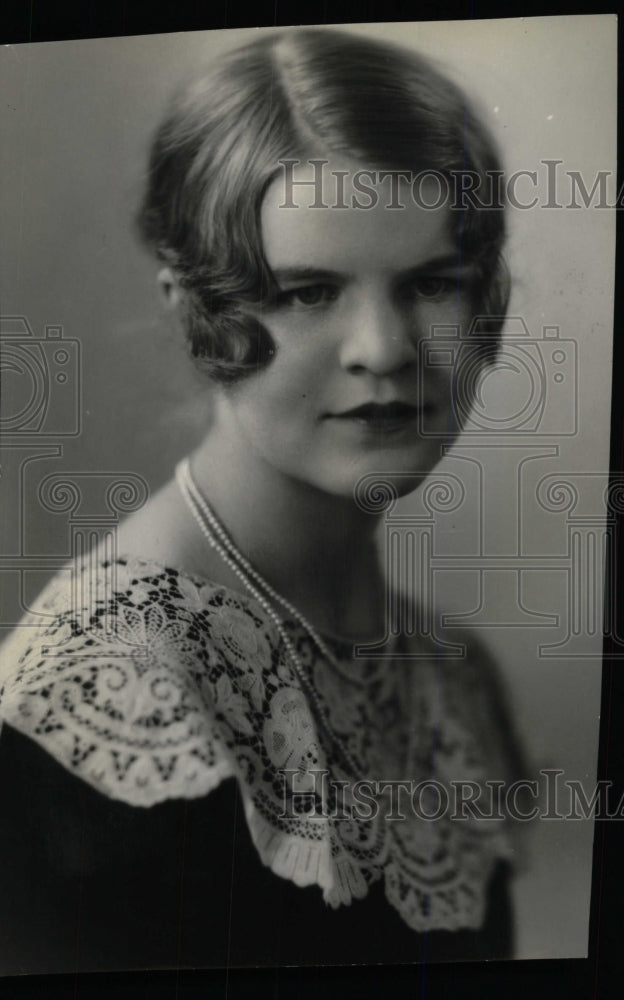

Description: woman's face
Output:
[213,157,482,500]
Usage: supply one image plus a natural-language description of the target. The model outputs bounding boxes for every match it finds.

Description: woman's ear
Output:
[157,267,181,309]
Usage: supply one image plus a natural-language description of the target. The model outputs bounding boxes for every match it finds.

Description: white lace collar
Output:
[0,552,518,933]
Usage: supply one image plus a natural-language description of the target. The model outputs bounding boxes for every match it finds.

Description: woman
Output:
[0,27,525,973]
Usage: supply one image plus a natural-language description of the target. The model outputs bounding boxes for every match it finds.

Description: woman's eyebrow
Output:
[270,256,479,287]
[404,252,479,274]
[271,266,347,285]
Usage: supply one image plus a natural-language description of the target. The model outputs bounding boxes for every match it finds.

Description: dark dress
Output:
[0,554,522,975]
[0,725,513,976]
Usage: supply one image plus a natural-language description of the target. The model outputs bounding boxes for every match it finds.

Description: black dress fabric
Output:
[0,724,513,976]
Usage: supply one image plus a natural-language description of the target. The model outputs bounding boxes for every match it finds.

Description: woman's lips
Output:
[327,402,430,432]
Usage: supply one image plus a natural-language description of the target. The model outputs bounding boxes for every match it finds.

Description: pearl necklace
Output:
[174,456,362,777]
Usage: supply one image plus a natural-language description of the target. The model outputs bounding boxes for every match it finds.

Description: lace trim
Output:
[0,552,517,932]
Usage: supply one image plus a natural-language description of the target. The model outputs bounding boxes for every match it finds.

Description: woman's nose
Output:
[338,294,419,376]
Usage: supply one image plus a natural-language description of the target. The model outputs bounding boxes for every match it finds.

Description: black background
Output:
[0,2,622,998]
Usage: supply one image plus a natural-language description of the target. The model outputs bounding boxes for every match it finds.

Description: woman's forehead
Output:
[260,158,458,276]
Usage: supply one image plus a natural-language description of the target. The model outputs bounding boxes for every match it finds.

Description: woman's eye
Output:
[280,284,338,308]
[411,276,456,300]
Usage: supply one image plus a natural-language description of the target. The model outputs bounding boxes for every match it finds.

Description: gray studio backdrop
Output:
[0,16,617,960]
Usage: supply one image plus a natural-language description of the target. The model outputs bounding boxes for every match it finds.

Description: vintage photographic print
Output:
[0,15,617,975]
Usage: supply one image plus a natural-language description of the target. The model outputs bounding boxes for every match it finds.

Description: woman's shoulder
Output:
[0,541,271,688]
[0,497,282,807]
[0,472,275,677]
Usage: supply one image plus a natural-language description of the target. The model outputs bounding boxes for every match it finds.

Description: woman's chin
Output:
[319,453,445,505]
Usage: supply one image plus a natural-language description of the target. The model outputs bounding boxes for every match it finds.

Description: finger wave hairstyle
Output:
[136,28,510,385]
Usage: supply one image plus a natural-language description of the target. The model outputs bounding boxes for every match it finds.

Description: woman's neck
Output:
[187,431,387,640]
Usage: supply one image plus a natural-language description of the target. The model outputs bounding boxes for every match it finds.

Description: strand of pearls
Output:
[174,457,361,777]
[176,458,347,669]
